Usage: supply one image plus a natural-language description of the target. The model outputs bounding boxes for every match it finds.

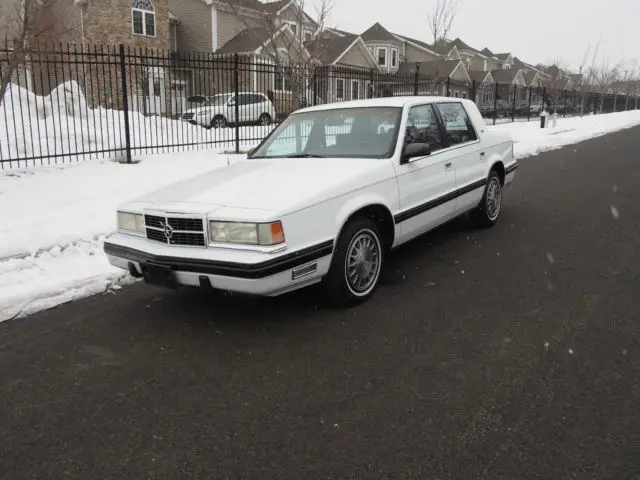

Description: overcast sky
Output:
[305,0,639,72]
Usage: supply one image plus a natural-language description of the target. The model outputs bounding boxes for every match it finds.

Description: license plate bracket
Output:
[142,263,177,288]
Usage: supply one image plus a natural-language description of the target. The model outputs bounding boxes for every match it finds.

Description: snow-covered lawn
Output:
[2,110,640,321]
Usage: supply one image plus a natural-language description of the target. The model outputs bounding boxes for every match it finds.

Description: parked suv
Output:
[181,92,276,128]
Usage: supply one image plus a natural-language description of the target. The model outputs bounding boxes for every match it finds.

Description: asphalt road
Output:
[2,127,640,480]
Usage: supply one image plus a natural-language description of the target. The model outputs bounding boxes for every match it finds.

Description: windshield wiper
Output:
[282,153,325,158]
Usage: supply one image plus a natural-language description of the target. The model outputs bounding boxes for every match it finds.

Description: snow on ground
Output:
[2,109,640,322]
[0,82,274,169]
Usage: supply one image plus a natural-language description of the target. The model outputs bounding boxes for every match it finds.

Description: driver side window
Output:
[405,104,444,152]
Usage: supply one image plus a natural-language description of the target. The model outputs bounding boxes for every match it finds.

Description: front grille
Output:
[144,213,206,247]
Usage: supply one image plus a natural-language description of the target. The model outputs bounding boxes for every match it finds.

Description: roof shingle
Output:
[361,22,399,43]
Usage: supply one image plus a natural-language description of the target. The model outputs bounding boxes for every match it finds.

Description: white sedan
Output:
[105,97,517,307]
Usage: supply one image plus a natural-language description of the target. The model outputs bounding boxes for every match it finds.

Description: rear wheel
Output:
[258,113,272,126]
[470,169,502,228]
[210,116,227,129]
[322,217,384,308]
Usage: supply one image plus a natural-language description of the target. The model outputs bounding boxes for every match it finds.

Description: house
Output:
[469,70,494,106]
[167,0,319,111]
[0,0,180,114]
[490,68,527,107]
[360,22,403,73]
[303,30,379,103]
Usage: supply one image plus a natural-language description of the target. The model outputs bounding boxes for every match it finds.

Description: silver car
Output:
[181,92,276,128]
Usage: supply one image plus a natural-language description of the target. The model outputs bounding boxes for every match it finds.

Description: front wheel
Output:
[322,217,384,308]
[210,116,227,129]
[470,170,502,228]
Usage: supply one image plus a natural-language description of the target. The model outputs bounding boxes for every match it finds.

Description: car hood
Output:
[134,157,395,215]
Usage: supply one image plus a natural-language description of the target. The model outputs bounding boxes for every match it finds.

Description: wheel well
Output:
[340,204,395,251]
[491,162,505,185]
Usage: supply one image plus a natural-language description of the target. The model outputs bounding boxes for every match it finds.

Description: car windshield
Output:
[205,94,230,107]
[250,106,402,159]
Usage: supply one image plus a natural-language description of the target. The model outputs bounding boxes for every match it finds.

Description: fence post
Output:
[527,86,532,122]
[493,82,498,126]
[471,79,476,104]
[446,76,451,96]
[414,64,420,96]
[541,86,546,113]
[118,44,133,164]
[563,89,567,117]
[369,68,375,98]
[233,53,240,154]
[312,71,317,106]
[511,85,516,122]
[613,93,617,113]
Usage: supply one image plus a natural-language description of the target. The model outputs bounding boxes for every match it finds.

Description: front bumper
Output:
[104,234,334,296]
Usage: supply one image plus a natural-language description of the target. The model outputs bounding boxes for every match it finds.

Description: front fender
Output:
[334,193,397,243]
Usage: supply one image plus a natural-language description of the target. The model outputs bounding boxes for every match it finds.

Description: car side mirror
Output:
[401,142,431,164]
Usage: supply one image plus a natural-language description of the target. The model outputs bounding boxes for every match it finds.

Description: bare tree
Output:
[427,0,460,48]
[219,0,333,111]
[0,0,64,104]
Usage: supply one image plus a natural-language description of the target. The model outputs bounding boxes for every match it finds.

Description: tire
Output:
[470,169,502,228]
[258,113,272,126]
[210,116,227,129]
[322,217,385,308]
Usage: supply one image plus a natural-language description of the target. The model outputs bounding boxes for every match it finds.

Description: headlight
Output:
[117,211,145,234]
[197,110,211,117]
[209,221,285,246]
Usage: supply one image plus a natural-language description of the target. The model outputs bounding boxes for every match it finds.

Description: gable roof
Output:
[523,70,540,86]
[305,33,355,64]
[260,0,290,14]
[392,33,439,56]
[490,68,522,84]
[217,27,272,54]
[361,22,399,43]
[494,53,512,63]
[469,70,493,84]
[481,47,493,57]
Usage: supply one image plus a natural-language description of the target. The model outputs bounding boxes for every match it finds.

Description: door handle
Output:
[445,162,453,170]
[480,152,485,157]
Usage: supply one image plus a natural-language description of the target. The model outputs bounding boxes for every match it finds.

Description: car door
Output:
[433,102,485,214]
[394,103,458,243]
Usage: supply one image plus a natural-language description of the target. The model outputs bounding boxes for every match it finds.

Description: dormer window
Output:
[377,47,387,67]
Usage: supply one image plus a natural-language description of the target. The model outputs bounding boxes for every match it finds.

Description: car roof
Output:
[295,96,468,113]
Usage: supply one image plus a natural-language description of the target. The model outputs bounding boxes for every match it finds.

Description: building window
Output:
[336,78,344,100]
[462,92,467,99]
[391,48,398,68]
[273,49,291,92]
[304,30,313,43]
[289,22,298,36]
[132,0,155,37]
[454,91,459,98]
[377,47,387,67]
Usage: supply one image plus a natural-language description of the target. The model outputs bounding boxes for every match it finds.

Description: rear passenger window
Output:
[435,102,478,146]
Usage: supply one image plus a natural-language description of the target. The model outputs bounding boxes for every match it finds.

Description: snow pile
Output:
[1,110,640,321]
[494,111,640,158]
[0,81,275,168]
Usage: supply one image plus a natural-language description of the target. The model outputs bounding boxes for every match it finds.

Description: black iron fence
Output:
[1,40,639,169]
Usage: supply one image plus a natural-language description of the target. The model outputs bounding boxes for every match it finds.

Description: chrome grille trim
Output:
[144,213,206,247]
